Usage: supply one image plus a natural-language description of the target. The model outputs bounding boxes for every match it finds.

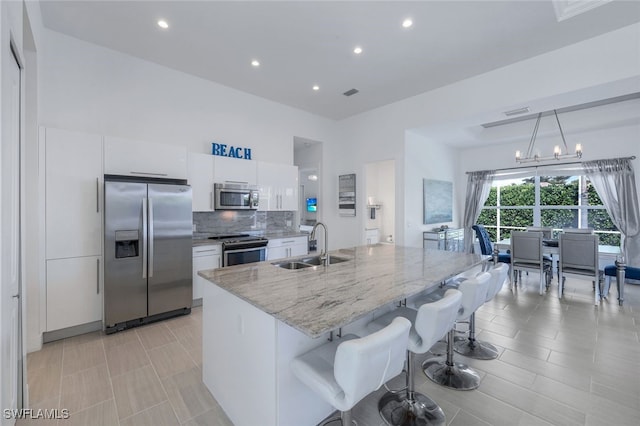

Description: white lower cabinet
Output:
[46,256,102,331]
[193,245,222,301]
[266,236,308,261]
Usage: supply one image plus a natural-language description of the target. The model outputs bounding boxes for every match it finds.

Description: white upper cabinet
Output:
[188,152,215,212]
[213,156,257,185]
[104,136,187,179]
[257,162,298,211]
[44,127,103,259]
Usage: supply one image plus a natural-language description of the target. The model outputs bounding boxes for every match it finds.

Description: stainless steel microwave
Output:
[214,183,259,210]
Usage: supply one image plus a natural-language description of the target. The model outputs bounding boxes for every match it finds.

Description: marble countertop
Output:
[263,231,309,239]
[192,239,223,247]
[198,244,488,338]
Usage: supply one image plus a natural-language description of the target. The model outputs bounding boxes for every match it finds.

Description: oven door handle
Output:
[223,246,267,254]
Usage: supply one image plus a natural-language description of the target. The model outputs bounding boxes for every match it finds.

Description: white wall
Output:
[38,30,338,165]
[404,132,460,248]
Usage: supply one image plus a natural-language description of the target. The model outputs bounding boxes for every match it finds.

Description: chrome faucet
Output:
[310,222,329,266]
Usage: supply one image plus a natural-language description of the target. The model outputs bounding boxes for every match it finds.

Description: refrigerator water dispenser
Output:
[115,230,139,258]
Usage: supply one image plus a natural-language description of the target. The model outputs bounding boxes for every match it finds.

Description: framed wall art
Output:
[423,179,452,224]
[338,174,356,216]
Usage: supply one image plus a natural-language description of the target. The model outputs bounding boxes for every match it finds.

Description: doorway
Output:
[294,137,323,229]
[364,160,395,245]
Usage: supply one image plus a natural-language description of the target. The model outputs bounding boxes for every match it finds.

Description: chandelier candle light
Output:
[515,109,583,163]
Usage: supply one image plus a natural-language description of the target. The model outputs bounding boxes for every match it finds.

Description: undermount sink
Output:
[272,255,351,270]
[271,261,313,270]
[297,255,351,266]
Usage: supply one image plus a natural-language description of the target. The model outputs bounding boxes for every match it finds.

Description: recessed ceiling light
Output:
[251,60,260,67]
[312,85,320,91]
[157,20,169,29]
[353,46,363,55]
[402,18,413,28]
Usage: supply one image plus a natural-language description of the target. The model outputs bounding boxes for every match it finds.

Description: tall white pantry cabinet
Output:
[43,128,103,332]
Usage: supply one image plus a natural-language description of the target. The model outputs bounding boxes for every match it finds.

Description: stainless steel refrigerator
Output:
[104,177,192,333]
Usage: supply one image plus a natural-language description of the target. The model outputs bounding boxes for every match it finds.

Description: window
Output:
[477,174,620,246]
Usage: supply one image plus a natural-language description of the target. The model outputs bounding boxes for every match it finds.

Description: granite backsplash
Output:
[193,211,296,236]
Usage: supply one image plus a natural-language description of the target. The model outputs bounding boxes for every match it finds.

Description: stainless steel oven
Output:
[214,183,259,210]
[207,234,268,267]
[223,244,267,267]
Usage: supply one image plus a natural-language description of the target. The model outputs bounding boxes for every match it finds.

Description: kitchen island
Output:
[199,244,488,426]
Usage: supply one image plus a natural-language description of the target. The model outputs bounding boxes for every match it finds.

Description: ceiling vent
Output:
[504,107,530,117]
[343,88,359,97]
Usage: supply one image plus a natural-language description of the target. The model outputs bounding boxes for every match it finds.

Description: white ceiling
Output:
[38,0,640,121]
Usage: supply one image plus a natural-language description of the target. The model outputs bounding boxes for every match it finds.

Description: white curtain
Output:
[582,158,640,266]
[463,170,495,253]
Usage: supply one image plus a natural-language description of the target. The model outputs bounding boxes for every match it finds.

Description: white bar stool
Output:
[420,272,491,390]
[454,263,509,360]
[366,289,463,425]
[291,317,411,426]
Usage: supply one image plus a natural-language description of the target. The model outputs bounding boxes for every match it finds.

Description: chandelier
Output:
[515,109,582,164]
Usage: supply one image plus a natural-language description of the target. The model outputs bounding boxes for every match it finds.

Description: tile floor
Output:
[21,274,640,425]
[21,307,232,426]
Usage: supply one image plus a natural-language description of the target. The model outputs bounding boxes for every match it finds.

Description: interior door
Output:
[1,43,23,422]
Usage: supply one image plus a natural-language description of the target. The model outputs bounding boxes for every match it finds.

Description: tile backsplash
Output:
[193,211,296,236]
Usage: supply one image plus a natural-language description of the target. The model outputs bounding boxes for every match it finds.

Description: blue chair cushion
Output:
[604,265,640,280]
[497,253,511,264]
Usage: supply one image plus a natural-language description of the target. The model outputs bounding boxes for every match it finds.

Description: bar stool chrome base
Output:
[422,357,481,391]
[428,340,447,357]
[453,339,499,360]
[378,391,445,426]
[317,415,356,426]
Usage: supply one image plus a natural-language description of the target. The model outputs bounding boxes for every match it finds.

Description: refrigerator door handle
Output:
[96,177,100,212]
[148,198,154,278]
[96,258,100,294]
[142,198,148,279]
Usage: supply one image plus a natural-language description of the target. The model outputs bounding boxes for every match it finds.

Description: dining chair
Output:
[603,264,640,306]
[527,226,559,280]
[558,233,602,306]
[510,231,552,295]
[562,227,594,234]
[526,226,553,239]
[472,225,511,266]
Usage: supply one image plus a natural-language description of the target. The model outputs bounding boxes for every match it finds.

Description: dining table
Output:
[495,238,621,281]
